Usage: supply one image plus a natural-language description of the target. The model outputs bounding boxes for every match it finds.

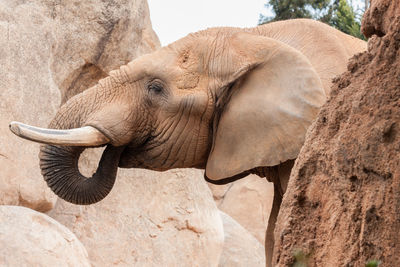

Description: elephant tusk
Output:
[9,121,110,146]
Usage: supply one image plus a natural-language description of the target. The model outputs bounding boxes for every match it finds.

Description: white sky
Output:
[148,0,271,46]
[148,0,365,46]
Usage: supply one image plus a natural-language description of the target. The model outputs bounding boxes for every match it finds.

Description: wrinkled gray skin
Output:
[37,19,366,266]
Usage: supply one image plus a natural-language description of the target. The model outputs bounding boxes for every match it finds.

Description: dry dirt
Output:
[273,1,400,266]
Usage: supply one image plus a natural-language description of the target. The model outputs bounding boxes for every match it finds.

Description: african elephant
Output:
[10,19,366,266]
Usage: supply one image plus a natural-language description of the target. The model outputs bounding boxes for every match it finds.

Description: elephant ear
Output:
[205,33,326,180]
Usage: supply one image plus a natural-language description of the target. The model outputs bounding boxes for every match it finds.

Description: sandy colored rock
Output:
[274,2,400,266]
[209,174,273,244]
[0,0,60,211]
[0,205,90,266]
[0,0,159,211]
[219,211,266,267]
[49,167,224,266]
[47,0,160,103]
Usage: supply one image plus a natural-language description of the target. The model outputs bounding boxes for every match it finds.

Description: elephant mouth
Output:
[118,144,145,169]
[117,135,155,169]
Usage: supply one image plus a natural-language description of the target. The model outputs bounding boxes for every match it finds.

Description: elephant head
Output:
[10,28,325,204]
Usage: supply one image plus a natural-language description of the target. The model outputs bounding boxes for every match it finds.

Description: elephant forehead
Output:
[176,72,200,90]
[124,49,179,81]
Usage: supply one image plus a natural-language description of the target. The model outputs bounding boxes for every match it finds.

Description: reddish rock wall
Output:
[274,0,400,265]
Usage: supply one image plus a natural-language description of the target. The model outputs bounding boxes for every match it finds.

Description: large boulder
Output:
[47,0,159,103]
[0,0,59,211]
[209,175,273,244]
[0,0,159,211]
[219,211,266,267]
[274,1,400,266]
[0,205,90,266]
[48,168,224,266]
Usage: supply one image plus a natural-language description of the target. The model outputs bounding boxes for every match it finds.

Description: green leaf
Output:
[365,260,381,267]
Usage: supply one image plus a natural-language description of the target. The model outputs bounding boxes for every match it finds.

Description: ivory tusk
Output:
[9,121,110,146]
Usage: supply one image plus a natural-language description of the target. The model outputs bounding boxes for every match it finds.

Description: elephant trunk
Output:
[39,144,123,205]
[36,80,125,205]
[9,74,131,205]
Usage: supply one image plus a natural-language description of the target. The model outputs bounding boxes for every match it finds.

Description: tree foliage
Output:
[259,0,366,40]
[331,0,364,39]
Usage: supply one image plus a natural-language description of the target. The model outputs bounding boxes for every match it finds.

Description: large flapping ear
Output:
[206,33,326,181]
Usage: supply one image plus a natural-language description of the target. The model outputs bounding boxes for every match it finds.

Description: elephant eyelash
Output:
[147,80,164,94]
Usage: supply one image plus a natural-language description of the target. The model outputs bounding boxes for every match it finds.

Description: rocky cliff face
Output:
[273,0,400,266]
[361,0,400,38]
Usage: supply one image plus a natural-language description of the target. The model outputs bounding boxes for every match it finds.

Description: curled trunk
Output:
[39,144,124,205]
[36,80,126,205]
[11,75,130,205]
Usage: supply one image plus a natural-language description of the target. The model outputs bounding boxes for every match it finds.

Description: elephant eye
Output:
[147,80,164,94]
